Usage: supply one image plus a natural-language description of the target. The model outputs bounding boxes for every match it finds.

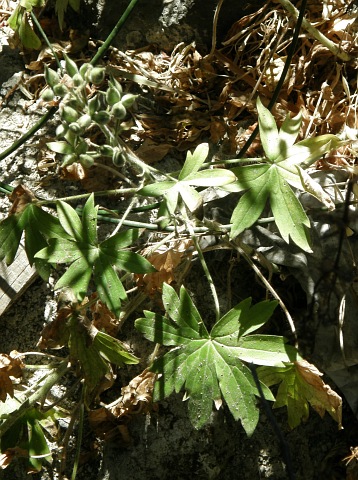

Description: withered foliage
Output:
[135,239,193,295]
[0,352,24,402]
[89,369,156,445]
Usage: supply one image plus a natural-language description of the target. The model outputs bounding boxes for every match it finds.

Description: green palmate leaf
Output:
[0,214,25,264]
[177,183,202,212]
[19,12,41,49]
[138,181,175,197]
[0,204,68,272]
[54,256,92,297]
[94,256,126,317]
[278,110,302,153]
[35,196,155,312]
[135,284,299,434]
[0,407,57,473]
[81,193,98,244]
[269,169,312,252]
[275,134,342,167]
[67,314,138,402]
[182,169,236,186]
[229,173,269,238]
[55,0,68,30]
[138,143,235,226]
[228,98,342,251]
[26,416,52,472]
[94,331,138,365]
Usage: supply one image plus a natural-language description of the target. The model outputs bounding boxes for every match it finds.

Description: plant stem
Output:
[90,0,140,66]
[187,220,220,323]
[0,361,69,437]
[30,11,62,71]
[0,107,57,161]
[276,0,352,62]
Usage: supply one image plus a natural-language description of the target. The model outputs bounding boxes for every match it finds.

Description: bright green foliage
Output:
[0,406,59,472]
[0,203,70,279]
[229,97,341,251]
[138,143,236,227]
[135,283,299,435]
[35,194,156,315]
[257,362,342,430]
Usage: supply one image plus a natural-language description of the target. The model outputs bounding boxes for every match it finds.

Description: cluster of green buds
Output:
[42,53,138,168]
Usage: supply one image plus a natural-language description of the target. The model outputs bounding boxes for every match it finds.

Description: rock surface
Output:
[81,0,262,51]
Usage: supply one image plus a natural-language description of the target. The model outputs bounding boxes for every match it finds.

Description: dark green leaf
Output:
[57,200,83,241]
[94,257,126,317]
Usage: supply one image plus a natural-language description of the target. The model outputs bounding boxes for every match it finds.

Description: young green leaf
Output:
[138,143,236,225]
[256,97,280,162]
[135,284,299,435]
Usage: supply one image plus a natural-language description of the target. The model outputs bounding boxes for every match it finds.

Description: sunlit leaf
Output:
[136,284,299,434]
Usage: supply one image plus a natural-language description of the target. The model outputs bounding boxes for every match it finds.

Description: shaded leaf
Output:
[257,360,342,429]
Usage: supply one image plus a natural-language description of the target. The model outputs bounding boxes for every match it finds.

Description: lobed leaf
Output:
[57,200,83,242]
[136,284,299,435]
[179,142,209,180]
[257,97,280,161]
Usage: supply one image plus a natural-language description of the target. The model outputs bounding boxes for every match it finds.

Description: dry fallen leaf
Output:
[0,352,24,402]
[135,240,193,295]
[89,369,156,444]
[295,359,342,429]
[0,447,29,469]
[8,185,36,215]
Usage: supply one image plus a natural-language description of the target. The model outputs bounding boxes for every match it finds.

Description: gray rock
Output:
[81,0,262,51]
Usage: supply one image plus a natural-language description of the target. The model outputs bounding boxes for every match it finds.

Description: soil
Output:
[1,3,358,480]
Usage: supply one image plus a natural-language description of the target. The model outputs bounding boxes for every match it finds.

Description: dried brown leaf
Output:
[8,185,36,215]
[90,295,120,337]
[0,352,24,402]
[295,360,342,429]
[0,447,29,469]
[135,240,192,295]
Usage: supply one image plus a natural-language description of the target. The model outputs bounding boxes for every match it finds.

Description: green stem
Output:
[187,220,220,323]
[0,107,57,161]
[276,0,352,62]
[30,11,62,71]
[0,361,69,437]
[90,0,140,66]
[71,394,84,480]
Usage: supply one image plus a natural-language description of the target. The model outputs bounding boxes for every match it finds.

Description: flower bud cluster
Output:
[42,53,138,169]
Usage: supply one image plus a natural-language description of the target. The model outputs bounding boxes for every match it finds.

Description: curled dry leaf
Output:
[89,369,156,444]
[0,351,24,402]
[8,185,36,215]
[0,447,29,469]
[295,360,342,429]
[135,240,193,295]
[90,294,120,337]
